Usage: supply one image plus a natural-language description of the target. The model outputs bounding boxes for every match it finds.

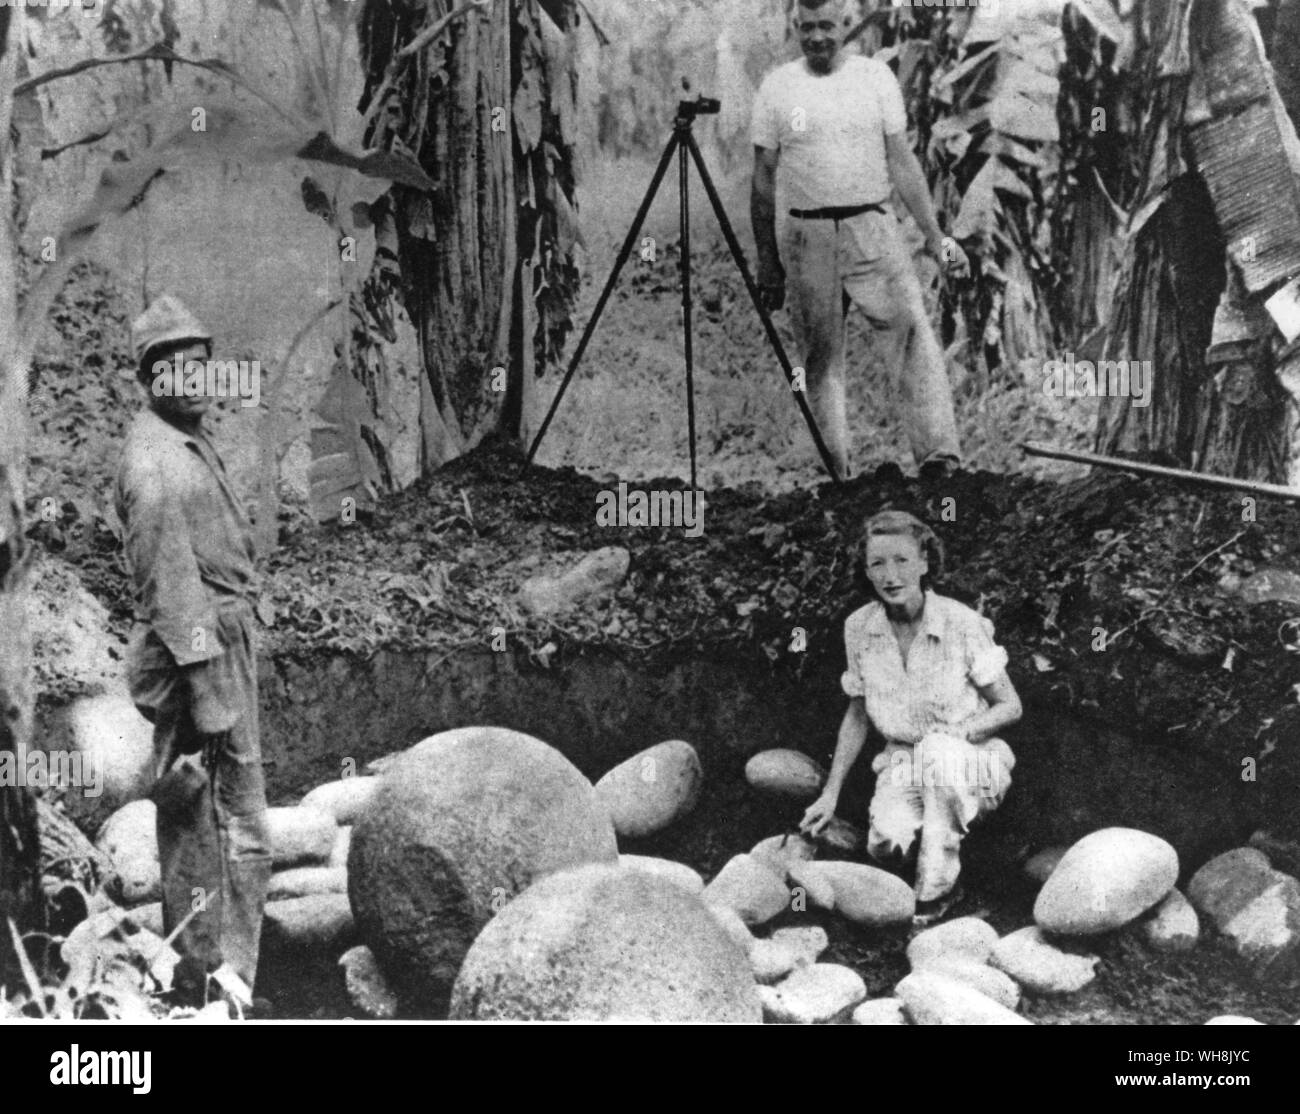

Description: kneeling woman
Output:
[800,510,1023,924]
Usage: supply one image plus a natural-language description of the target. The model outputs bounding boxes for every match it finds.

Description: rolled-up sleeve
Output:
[967,615,1010,689]
[751,74,780,151]
[119,466,224,668]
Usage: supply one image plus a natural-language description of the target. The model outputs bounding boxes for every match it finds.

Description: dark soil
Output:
[29,261,1300,1025]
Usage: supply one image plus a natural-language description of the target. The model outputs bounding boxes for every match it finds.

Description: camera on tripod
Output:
[526,82,841,486]
[676,95,721,121]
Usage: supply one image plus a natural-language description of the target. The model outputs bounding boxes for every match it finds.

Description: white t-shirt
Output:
[751,54,907,211]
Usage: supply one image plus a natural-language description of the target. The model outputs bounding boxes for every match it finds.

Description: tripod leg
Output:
[523,132,681,472]
[684,132,842,484]
[679,134,699,495]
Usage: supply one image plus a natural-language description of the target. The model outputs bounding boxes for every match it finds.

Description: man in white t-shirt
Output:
[751,0,969,481]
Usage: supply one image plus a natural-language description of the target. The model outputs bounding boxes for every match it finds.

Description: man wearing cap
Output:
[750,0,969,481]
[115,295,271,1011]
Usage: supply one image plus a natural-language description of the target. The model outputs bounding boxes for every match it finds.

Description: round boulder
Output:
[852,997,908,1025]
[264,893,356,952]
[64,694,157,828]
[1186,847,1281,929]
[991,926,1099,994]
[896,970,1032,1026]
[619,854,704,895]
[267,806,337,868]
[301,777,379,825]
[787,860,837,911]
[1141,888,1199,952]
[702,853,791,926]
[338,946,399,1020]
[1023,846,1067,885]
[761,963,866,1024]
[815,860,915,926]
[95,799,160,906]
[349,727,618,1010]
[449,864,761,1022]
[907,916,999,969]
[268,865,348,901]
[593,739,703,839]
[744,749,826,801]
[1034,828,1179,936]
[750,833,818,878]
[907,957,1020,1011]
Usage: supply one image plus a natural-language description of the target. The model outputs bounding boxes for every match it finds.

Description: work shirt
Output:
[751,53,907,211]
[841,590,1009,746]
[115,407,257,734]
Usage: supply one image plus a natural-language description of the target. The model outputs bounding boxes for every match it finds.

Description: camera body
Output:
[676,95,721,123]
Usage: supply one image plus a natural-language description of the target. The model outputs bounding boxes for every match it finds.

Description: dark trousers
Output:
[132,603,271,997]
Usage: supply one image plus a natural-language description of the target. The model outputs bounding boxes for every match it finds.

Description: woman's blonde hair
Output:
[861,510,944,589]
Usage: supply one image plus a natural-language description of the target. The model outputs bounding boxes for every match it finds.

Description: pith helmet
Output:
[131,294,211,362]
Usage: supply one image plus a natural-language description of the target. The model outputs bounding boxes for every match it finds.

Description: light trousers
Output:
[782,208,961,474]
[867,732,1015,901]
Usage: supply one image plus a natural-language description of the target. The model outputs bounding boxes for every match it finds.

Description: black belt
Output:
[789,202,886,221]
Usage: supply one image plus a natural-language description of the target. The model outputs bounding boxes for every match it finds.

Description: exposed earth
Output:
[23,248,1300,1025]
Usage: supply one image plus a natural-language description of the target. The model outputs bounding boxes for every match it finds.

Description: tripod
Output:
[523,92,842,489]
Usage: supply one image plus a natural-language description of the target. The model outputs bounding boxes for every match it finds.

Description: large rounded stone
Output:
[1187,847,1281,929]
[708,903,757,956]
[1023,846,1067,885]
[761,963,866,1024]
[593,739,703,839]
[991,926,1099,994]
[750,833,818,878]
[301,777,379,825]
[64,694,156,827]
[1034,828,1178,936]
[907,957,1021,1011]
[703,854,791,926]
[264,894,356,952]
[449,864,761,1022]
[787,860,836,910]
[907,916,999,969]
[1219,875,1300,981]
[853,998,908,1025]
[268,865,348,900]
[95,800,160,906]
[896,970,1032,1025]
[815,861,915,926]
[744,749,826,801]
[749,926,828,984]
[267,806,337,868]
[339,945,399,1020]
[1141,888,1199,952]
[348,727,618,1009]
[619,854,704,895]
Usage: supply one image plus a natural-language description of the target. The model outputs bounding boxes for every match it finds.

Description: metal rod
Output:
[679,127,698,495]
[523,130,680,470]
[1021,441,1300,503]
[685,131,842,483]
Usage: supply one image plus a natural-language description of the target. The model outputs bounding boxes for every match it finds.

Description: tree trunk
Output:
[359,0,580,477]
[403,3,514,472]
[1090,0,1299,482]
[0,5,45,991]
